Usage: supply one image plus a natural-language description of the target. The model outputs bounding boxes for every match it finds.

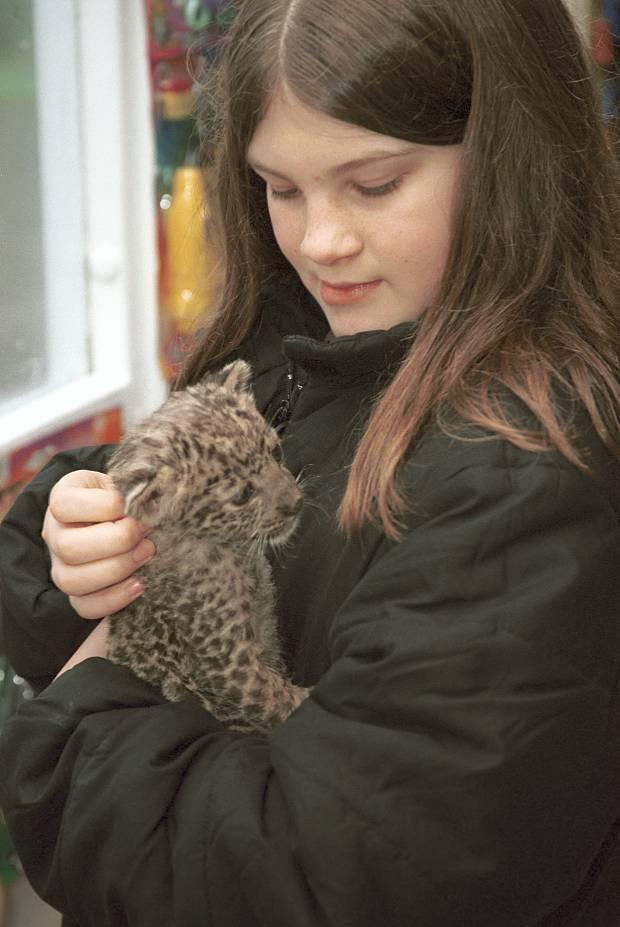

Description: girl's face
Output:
[248,87,463,337]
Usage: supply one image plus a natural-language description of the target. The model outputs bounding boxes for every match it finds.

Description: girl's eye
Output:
[355,176,403,198]
[269,186,299,200]
[269,177,403,201]
[232,484,255,505]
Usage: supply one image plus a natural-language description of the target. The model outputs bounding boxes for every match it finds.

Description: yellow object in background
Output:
[159,165,222,380]
[160,87,193,121]
[166,166,221,336]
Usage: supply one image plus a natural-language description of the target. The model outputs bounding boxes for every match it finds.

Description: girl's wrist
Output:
[55,618,110,680]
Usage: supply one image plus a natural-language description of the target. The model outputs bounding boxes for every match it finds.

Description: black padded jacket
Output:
[0,289,620,927]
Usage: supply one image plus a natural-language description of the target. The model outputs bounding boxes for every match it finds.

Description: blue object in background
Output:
[603,0,620,42]
[598,1,620,133]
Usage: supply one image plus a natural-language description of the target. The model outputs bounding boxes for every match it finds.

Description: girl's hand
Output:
[42,470,155,620]
[55,617,111,679]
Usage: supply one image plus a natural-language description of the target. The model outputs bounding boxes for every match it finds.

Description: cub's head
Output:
[108,361,302,544]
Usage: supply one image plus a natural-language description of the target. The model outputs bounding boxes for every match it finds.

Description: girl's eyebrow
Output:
[247,148,415,180]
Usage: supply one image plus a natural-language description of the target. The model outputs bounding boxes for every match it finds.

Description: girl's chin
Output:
[322,306,396,338]
[321,300,427,337]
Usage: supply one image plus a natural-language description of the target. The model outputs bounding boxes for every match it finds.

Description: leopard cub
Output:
[106,360,309,732]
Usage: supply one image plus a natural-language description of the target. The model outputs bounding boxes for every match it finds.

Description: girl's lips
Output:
[319,279,382,306]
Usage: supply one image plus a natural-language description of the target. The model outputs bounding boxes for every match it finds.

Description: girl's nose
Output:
[299,202,362,265]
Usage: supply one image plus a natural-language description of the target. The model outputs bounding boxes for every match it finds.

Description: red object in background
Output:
[146,0,201,78]
[593,17,616,66]
[0,409,123,519]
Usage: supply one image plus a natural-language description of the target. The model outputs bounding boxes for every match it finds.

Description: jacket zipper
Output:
[272,362,305,431]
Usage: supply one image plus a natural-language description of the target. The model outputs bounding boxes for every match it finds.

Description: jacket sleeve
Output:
[0,456,619,927]
[0,445,116,689]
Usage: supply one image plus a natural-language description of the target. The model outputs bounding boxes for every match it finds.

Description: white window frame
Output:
[0,0,166,457]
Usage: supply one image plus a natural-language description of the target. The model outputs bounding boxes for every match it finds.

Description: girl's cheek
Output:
[268,198,303,245]
[271,217,301,259]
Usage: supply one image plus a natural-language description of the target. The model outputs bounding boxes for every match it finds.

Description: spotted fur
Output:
[106,360,309,732]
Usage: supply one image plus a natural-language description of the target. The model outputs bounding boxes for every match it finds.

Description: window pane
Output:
[0,0,89,413]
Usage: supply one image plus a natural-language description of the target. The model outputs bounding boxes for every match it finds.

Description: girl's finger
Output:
[47,516,150,567]
[51,538,155,597]
[69,578,146,621]
[48,482,125,525]
[53,469,115,490]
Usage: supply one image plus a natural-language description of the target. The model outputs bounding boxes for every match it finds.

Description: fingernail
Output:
[127,578,145,600]
[132,539,155,563]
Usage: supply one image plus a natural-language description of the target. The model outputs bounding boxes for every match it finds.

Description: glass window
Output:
[0,0,89,414]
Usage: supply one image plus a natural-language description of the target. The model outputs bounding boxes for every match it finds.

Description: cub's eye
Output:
[231,484,255,506]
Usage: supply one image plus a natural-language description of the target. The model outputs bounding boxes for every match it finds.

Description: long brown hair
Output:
[180,0,620,539]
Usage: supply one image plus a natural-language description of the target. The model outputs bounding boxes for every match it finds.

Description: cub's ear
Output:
[114,465,176,527]
[217,360,252,394]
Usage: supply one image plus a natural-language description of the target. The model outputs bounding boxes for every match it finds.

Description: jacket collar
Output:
[282,324,416,380]
[262,280,418,381]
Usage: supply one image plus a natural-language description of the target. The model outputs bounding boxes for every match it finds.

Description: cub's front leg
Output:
[107,597,186,701]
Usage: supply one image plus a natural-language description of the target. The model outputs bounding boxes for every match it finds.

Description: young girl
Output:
[1,1,620,924]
